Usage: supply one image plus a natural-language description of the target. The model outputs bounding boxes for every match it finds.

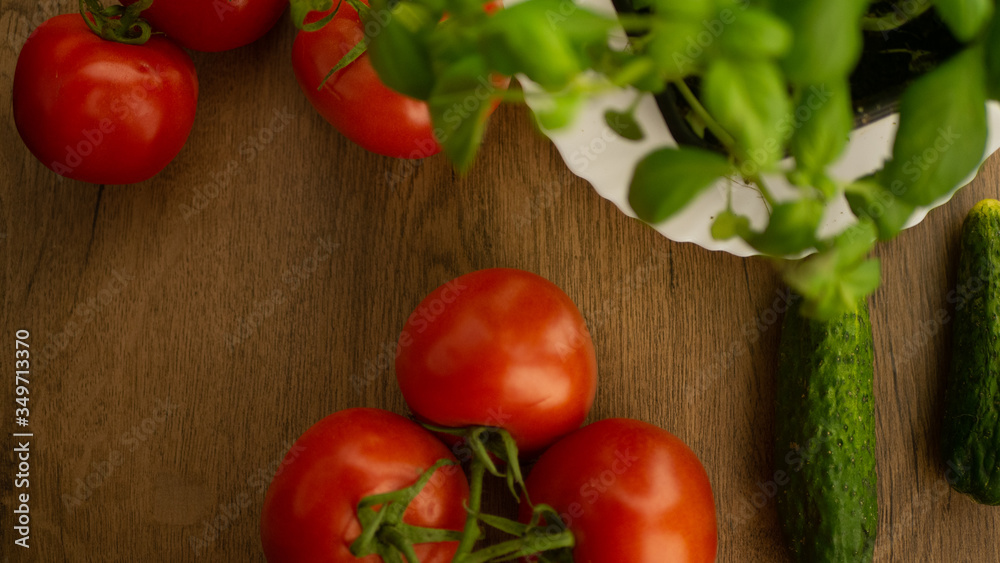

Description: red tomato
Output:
[292,0,508,159]
[519,419,718,563]
[121,0,287,52]
[292,0,441,159]
[395,268,597,455]
[260,408,469,562]
[12,14,198,185]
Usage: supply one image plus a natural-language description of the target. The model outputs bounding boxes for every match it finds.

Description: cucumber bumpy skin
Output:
[942,198,1000,505]
[775,297,877,563]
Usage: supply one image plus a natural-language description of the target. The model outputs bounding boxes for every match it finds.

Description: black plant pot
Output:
[610,0,963,154]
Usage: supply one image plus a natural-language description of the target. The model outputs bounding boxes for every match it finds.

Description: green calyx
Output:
[350,459,465,562]
[79,0,155,45]
[350,424,576,562]
[422,423,529,501]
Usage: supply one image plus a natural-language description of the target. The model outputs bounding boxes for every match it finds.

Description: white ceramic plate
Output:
[518,0,1000,257]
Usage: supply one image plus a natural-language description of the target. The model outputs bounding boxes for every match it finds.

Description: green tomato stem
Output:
[460,528,575,563]
[453,459,486,558]
[378,526,421,563]
[79,0,155,44]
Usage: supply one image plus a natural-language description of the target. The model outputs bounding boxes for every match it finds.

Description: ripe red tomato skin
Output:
[260,408,469,563]
[12,14,198,185]
[291,0,442,159]
[121,0,287,52]
[519,418,718,563]
[395,268,598,455]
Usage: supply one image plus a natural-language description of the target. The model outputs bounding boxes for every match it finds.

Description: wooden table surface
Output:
[2,4,999,562]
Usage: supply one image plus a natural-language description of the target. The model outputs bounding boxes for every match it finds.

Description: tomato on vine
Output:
[12,6,198,185]
[519,418,718,563]
[395,268,598,455]
[261,408,469,562]
[120,0,287,52]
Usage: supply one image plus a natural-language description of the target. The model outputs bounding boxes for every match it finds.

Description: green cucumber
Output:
[942,198,1000,505]
[775,296,877,562]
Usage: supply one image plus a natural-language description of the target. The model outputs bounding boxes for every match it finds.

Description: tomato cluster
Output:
[261,268,718,562]
[12,1,506,184]
[12,1,285,185]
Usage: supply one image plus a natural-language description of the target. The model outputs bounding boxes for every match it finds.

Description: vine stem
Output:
[453,459,486,559]
[670,79,778,207]
[749,174,777,208]
[669,79,738,153]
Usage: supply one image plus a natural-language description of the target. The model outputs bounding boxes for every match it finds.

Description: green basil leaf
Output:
[646,20,706,79]
[746,198,824,256]
[830,220,879,269]
[703,58,792,168]
[479,0,609,91]
[555,3,617,47]
[364,0,436,100]
[711,210,752,240]
[771,0,868,85]
[882,47,988,207]
[717,8,793,60]
[789,81,852,175]
[797,258,881,320]
[844,179,916,241]
[604,110,644,141]
[628,147,732,223]
[778,220,880,320]
[428,57,497,172]
[531,90,584,130]
[845,178,914,240]
[290,0,337,31]
[608,57,660,90]
[933,0,993,42]
[649,0,714,20]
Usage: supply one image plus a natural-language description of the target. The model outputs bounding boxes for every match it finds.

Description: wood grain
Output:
[1,2,999,560]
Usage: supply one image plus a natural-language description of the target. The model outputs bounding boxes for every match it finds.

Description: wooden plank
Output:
[1,2,998,560]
